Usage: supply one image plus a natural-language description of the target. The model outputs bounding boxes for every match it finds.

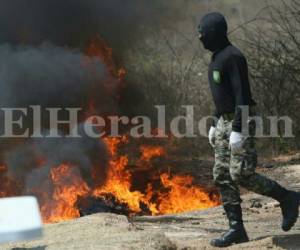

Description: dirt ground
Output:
[2,164,300,250]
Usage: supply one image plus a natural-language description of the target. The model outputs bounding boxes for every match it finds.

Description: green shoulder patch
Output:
[213,70,221,84]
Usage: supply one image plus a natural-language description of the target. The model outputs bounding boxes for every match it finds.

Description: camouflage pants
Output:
[213,117,279,205]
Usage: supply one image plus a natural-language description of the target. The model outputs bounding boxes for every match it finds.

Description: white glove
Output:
[208,126,216,147]
[229,131,245,152]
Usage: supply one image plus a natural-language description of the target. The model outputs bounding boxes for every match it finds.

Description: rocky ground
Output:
[2,164,300,250]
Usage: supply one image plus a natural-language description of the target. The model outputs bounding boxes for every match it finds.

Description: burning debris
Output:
[1,132,220,223]
[0,33,220,223]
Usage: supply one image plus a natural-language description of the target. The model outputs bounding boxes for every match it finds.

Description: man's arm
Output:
[227,55,250,132]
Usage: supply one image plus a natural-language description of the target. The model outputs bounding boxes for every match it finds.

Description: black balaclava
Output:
[198,12,230,52]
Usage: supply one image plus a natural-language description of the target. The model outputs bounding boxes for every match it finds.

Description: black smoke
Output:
[0,0,172,199]
[0,0,167,56]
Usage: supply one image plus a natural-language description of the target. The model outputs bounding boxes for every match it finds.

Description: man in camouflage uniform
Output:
[198,12,300,248]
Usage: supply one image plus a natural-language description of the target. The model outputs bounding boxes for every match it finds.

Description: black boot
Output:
[210,204,249,248]
[267,184,300,231]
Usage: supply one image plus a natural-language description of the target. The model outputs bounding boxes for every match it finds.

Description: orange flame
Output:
[140,145,165,161]
[42,164,90,223]
[85,36,125,81]
[93,137,148,212]
[92,137,220,216]
[0,38,220,223]
[39,133,220,223]
[157,173,219,214]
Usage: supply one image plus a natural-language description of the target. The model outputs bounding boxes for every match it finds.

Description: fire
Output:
[42,164,90,223]
[0,38,220,223]
[83,37,126,116]
[92,136,220,216]
[158,173,219,214]
[85,36,126,81]
[93,153,145,212]
[140,145,165,161]
[0,165,20,198]
[93,137,155,213]
[104,136,128,155]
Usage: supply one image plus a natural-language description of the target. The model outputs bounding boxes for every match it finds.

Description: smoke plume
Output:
[0,0,166,192]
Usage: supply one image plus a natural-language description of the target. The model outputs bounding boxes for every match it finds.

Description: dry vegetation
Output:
[123,0,300,157]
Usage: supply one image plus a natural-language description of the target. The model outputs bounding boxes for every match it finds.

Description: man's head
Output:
[198,12,229,52]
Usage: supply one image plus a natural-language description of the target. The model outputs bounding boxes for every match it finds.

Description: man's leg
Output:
[213,122,241,206]
[230,121,300,232]
[210,118,249,248]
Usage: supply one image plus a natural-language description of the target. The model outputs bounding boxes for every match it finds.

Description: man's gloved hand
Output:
[229,131,245,153]
[208,126,216,147]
